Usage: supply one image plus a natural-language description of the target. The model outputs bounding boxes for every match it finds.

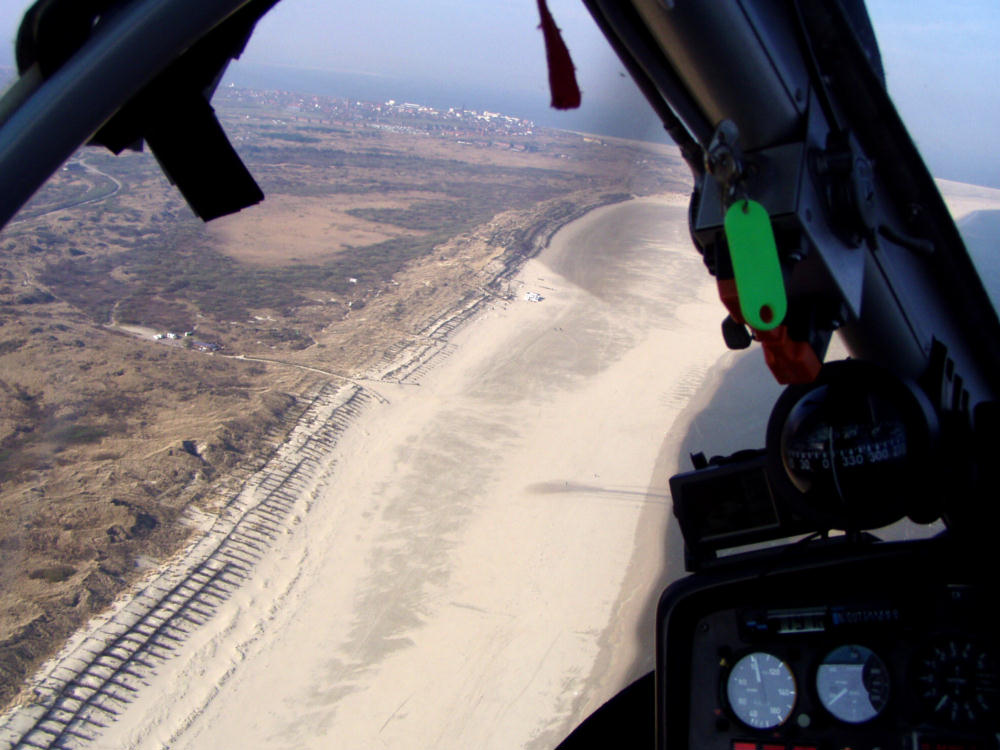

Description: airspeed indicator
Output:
[726,651,797,729]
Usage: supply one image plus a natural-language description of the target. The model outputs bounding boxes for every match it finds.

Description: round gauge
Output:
[765,361,940,530]
[913,637,997,728]
[778,383,910,527]
[726,651,797,729]
[816,645,890,723]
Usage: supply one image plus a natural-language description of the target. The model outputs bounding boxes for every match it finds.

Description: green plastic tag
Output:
[723,199,787,330]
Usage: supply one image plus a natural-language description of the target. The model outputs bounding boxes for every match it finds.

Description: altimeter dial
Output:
[816,645,889,724]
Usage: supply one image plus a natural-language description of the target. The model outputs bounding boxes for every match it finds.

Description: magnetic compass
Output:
[765,361,939,530]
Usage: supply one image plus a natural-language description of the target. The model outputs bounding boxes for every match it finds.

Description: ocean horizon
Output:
[222,60,671,144]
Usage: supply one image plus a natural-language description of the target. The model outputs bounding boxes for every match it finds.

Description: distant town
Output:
[214,83,610,152]
[219,83,535,135]
[0,66,610,154]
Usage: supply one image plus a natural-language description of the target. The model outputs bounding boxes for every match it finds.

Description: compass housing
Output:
[765,360,940,531]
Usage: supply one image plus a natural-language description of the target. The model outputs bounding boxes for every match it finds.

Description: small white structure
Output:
[524,291,544,303]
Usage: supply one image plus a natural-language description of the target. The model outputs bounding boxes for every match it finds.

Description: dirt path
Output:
[9,156,122,224]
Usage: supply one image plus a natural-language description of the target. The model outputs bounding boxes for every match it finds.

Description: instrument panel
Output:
[690,598,997,750]
[657,542,999,750]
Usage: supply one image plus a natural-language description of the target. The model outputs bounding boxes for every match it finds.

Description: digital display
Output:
[773,609,827,634]
[740,607,828,638]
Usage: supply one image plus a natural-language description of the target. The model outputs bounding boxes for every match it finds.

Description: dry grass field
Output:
[0,85,688,708]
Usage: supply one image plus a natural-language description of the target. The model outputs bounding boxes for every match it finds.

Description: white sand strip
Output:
[95,196,733,750]
[935,177,1000,220]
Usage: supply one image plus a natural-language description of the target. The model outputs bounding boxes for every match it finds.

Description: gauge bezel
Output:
[814,643,891,724]
[724,650,798,730]
[908,633,998,731]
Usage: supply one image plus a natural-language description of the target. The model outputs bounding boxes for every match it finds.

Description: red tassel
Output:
[537,0,582,110]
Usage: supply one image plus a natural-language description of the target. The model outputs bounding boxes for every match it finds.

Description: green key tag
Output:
[723,199,787,330]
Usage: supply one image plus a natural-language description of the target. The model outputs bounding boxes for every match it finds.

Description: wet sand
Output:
[96,196,736,749]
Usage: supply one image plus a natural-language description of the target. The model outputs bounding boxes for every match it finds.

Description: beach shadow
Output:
[526,481,670,505]
[627,350,782,679]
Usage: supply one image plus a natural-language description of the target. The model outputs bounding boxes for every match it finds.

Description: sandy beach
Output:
[934,178,1000,220]
[51,194,732,750]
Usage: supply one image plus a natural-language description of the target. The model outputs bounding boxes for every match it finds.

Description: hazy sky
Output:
[1,0,998,185]
[866,0,1000,187]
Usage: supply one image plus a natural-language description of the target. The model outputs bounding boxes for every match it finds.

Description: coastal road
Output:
[97,196,742,749]
[9,156,122,224]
